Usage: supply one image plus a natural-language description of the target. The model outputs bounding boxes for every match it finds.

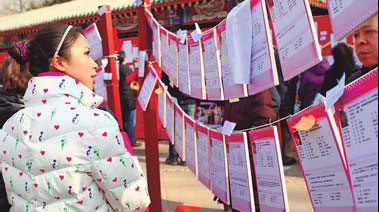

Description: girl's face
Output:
[62,34,98,90]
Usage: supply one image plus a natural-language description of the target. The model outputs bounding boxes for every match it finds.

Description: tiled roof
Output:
[0,0,135,32]
[0,0,327,33]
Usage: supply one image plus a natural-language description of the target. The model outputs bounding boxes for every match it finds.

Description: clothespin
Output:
[177,29,188,44]
[191,23,203,42]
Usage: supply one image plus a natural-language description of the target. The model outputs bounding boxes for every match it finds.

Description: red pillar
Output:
[98,5,124,129]
[138,1,163,211]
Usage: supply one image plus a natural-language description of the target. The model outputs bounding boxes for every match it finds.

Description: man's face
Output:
[354,16,378,68]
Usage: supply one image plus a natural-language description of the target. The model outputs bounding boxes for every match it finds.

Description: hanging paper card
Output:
[98,5,106,16]
[217,21,246,100]
[196,124,211,189]
[268,0,322,81]
[222,121,237,136]
[138,51,148,77]
[226,0,253,84]
[226,132,255,212]
[83,23,103,60]
[133,47,139,60]
[137,67,158,111]
[166,93,175,144]
[189,37,206,100]
[160,29,169,76]
[93,67,108,102]
[178,39,191,95]
[249,126,289,212]
[122,40,133,63]
[326,0,378,41]
[168,33,179,87]
[335,68,379,211]
[145,9,161,65]
[248,0,279,96]
[177,29,188,45]
[185,116,198,176]
[175,105,186,161]
[191,23,203,42]
[145,9,154,29]
[287,103,355,211]
[157,83,167,128]
[202,29,224,100]
[152,19,161,66]
[210,130,230,205]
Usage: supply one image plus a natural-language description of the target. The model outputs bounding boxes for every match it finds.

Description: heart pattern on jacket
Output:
[0,73,151,211]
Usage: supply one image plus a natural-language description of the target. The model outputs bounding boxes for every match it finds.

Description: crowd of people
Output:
[0,12,377,212]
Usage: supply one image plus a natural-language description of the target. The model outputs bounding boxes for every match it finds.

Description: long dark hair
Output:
[0,57,32,96]
[7,24,84,76]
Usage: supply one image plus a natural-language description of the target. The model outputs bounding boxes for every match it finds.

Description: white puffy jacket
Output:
[0,73,150,212]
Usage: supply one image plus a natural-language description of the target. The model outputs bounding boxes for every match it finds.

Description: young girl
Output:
[0,24,150,211]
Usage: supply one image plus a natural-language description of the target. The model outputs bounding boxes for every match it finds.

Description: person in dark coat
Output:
[161,71,195,165]
[275,50,298,169]
[0,56,32,211]
[117,51,141,147]
[299,59,330,110]
[348,15,378,83]
[223,90,278,212]
[321,43,360,96]
[223,90,278,130]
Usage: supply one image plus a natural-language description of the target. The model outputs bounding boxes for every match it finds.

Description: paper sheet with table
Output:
[287,103,355,211]
[189,38,206,100]
[137,68,158,111]
[335,69,379,211]
[217,21,246,100]
[202,29,224,100]
[196,124,211,189]
[165,93,175,144]
[185,116,198,176]
[178,40,191,95]
[227,133,255,212]
[174,105,186,160]
[326,0,378,40]
[249,126,289,212]
[160,29,169,76]
[210,130,230,205]
[268,0,322,81]
[83,23,103,61]
[168,33,179,87]
[248,0,279,96]
[157,84,166,128]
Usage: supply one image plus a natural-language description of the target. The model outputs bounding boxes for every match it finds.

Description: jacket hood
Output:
[24,73,103,109]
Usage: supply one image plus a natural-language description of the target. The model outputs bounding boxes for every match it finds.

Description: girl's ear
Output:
[50,55,68,72]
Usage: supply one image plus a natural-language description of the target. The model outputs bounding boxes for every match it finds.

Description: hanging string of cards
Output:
[138,64,378,212]
[136,0,378,211]
[144,0,378,101]
[145,0,324,101]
